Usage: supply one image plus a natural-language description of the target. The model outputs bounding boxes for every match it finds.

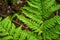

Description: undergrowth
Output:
[0,0,60,40]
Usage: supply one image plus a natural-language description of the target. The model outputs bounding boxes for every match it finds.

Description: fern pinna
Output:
[0,0,60,40]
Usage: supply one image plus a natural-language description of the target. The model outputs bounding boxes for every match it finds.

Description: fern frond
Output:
[0,16,41,40]
[42,0,60,18]
[15,14,42,34]
[43,24,60,40]
[44,4,60,18]
[0,17,15,40]
[42,16,58,30]
[40,16,60,40]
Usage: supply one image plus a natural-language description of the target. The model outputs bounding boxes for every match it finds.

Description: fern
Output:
[22,0,60,18]
[15,14,42,34]
[0,0,60,40]
[13,0,60,33]
[41,16,60,40]
[0,17,40,40]
[12,0,60,40]
[0,17,15,40]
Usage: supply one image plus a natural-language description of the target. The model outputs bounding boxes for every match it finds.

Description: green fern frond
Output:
[43,24,60,40]
[0,17,16,40]
[15,14,42,34]
[18,0,60,40]
[42,0,60,18]
[0,17,41,40]
[40,15,60,40]
[42,16,58,30]
[44,4,60,18]
[15,0,60,34]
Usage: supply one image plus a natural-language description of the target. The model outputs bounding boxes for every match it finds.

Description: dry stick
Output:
[13,20,20,26]
[0,14,7,17]
[56,10,59,16]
